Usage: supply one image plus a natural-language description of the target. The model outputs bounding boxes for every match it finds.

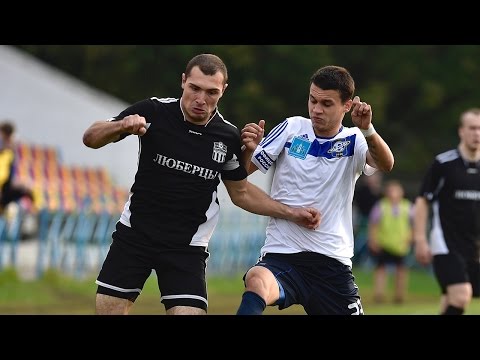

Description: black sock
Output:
[442,305,464,315]
[236,291,266,315]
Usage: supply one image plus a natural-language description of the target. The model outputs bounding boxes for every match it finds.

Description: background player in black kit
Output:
[413,108,480,315]
[82,53,321,315]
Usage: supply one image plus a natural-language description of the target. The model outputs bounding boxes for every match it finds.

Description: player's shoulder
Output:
[285,115,309,124]
[339,125,360,135]
[148,97,179,109]
[435,148,459,164]
[282,116,311,133]
[333,125,362,143]
[215,111,238,131]
[149,97,178,104]
[128,97,178,113]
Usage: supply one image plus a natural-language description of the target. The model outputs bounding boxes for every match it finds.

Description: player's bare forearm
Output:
[224,179,320,229]
[240,148,258,175]
[83,120,123,149]
[226,179,288,217]
[366,134,394,172]
[83,114,147,149]
[413,196,432,265]
[413,197,429,245]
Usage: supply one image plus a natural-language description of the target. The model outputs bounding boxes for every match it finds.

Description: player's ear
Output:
[223,83,228,93]
[344,99,353,113]
[181,73,186,89]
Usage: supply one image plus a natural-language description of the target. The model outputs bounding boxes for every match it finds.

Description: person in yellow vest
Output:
[0,129,15,202]
[368,179,414,304]
[0,121,35,214]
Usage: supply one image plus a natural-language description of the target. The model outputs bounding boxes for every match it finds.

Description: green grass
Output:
[1,266,480,315]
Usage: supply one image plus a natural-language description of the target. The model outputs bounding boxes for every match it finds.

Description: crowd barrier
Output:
[0,207,24,269]
[0,205,422,279]
[0,206,270,279]
[35,208,118,278]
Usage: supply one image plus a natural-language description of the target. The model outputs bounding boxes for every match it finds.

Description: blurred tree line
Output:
[16,45,480,197]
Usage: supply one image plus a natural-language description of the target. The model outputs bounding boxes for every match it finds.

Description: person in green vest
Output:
[368,179,413,304]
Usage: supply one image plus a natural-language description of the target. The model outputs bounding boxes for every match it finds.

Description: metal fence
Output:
[1,205,423,280]
[0,206,269,279]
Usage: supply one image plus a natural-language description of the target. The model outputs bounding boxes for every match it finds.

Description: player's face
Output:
[308,84,351,137]
[181,66,226,125]
[459,113,480,151]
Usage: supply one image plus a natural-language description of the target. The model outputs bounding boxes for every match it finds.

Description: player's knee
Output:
[95,293,133,315]
[244,266,274,294]
[448,283,472,308]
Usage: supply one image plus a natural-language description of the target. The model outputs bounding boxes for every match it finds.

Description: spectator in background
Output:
[413,108,480,315]
[368,179,414,304]
[353,171,383,263]
[0,121,34,216]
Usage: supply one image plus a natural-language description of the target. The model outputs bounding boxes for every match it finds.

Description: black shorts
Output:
[246,252,364,315]
[96,222,210,311]
[433,252,480,297]
[373,249,406,267]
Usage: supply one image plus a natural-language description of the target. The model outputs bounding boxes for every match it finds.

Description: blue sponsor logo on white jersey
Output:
[288,136,312,159]
[286,134,356,159]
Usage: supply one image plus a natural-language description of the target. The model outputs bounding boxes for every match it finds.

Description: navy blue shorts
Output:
[246,252,364,315]
[433,252,480,297]
[96,222,210,311]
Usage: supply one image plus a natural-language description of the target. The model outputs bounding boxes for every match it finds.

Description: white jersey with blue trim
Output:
[251,116,369,266]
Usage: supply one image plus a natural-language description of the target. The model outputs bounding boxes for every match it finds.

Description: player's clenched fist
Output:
[122,114,148,136]
[350,96,372,130]
[290,207,322,230]
[241,120,265,152]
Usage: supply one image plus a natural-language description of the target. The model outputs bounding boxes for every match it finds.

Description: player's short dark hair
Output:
[0,121,15,138]
[185,54,228,85]
[310,66,355,103]
[459,108,480,127]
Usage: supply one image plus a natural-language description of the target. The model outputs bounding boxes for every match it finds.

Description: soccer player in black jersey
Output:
[413,108,480,315]
[82,53,320,315]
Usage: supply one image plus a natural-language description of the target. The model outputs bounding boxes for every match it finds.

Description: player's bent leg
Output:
[244,266,280,305]
[96,294,134,315]
[236,266,280,315]
[166,306,206,315]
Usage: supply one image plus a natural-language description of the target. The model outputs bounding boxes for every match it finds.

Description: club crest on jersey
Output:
[288,136,312,159]
[327,138,351,157]
[212,142,227,163]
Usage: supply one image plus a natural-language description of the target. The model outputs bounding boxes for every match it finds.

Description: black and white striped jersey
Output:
[110,97,247,248]
[419,148,480,259]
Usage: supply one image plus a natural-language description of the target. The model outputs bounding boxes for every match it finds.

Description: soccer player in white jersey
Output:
[83,54,320,315]
[236,65,394,315]
[413,108,480,315]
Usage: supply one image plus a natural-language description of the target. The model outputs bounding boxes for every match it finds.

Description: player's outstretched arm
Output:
[224,178,321,230]
[83,114,147,149]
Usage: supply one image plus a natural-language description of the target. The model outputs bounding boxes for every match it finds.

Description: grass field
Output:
[1,266,480,315]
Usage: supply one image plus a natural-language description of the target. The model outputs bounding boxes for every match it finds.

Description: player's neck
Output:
[458,144,480,162]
